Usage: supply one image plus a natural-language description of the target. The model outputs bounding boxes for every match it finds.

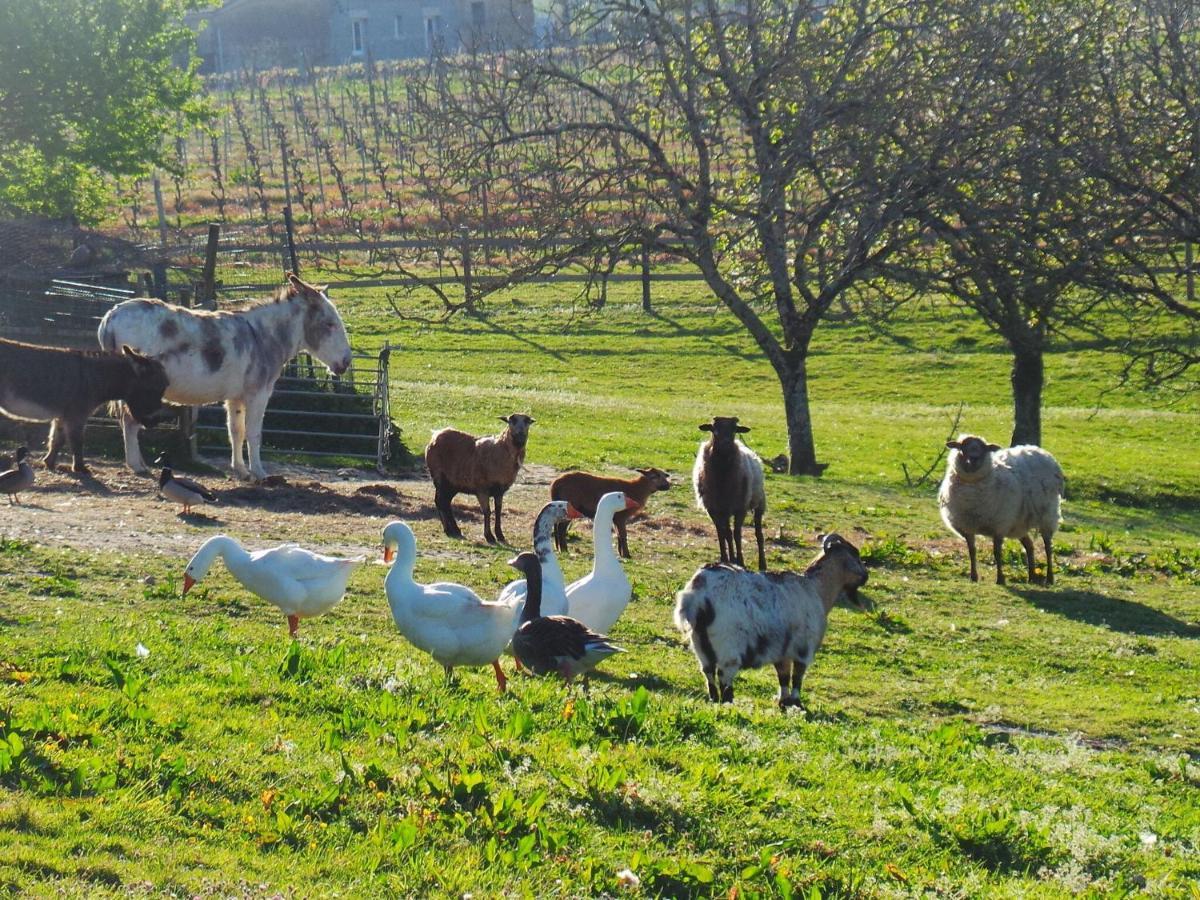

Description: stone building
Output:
[193,0,535,72]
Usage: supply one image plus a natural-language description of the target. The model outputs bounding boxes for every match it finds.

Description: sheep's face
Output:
[699,416,750,446]
[500,413,535,448]
[637,467,673,492]
[817,532,872,611]
[946,434,1001,477]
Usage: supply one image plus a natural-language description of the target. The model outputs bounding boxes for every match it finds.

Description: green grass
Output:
[2,279,1199,895]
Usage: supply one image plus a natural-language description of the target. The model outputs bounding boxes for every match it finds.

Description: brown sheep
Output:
[425,414,534,544]
[549,467,672,558]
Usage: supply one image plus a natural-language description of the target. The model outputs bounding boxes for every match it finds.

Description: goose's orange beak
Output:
[383,545,395,563]
[182,574,196,596]
[566,503,583,520]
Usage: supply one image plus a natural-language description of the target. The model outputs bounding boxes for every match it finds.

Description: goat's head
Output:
[946,434,1000,479]
[499,413,535,448]
[698,416,750,446]
[813,532,871,611]
[636,467,672,492]
[122,346,170,426]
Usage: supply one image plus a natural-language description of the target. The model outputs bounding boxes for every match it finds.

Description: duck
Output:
[155,454,218,515]
[0,447,34,505]
[382,520,519,692]
[566,491,638,634]
[181,535,365,637]
[496,500,579,620]
[508,551,623,681]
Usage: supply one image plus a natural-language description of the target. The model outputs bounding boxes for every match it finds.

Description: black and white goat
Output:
[673,533,870,710]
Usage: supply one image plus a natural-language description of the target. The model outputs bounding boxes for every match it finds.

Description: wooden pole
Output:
[200,223,220,309]
[283,205,300,276]
[641,241,652,313]
[152,174,169,247]
[461,226,474,313]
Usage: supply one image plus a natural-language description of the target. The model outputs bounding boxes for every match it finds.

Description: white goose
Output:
[382,520,519,691]
[496,500,579,621]
[566,491,638,634]
[182,535,364,637]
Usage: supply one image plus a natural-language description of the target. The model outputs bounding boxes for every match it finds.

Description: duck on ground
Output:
[155,454,218,515]
[566,491,639,634]
[508,550,623,682]
[382,520,518,692]
[0,447,34,505]
[182,535,364,637]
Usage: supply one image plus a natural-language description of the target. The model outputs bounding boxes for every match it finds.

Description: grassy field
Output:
[1,278,1199,896]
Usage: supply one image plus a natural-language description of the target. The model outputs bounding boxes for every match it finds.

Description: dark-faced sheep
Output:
[425,414,534,544]
[692,416,767,570]
[938,434,1065,585]
[549,467,672,558]
[674,533,871,709]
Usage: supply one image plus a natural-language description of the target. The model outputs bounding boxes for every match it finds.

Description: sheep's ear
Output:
[946,440,962,450]
[698,423,713,432]
[816,532,827,545]
[987,443,1001,452]
[735,425,751,433]
[499,416,512,425]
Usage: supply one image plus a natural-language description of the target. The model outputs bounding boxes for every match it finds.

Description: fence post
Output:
[461,226,475,313]
[151,263,168,299]
[199,223,220,310]
[152,174,169,248]
[641,241,652,313]
[283,205,300,276]
[1187,239,1195,306]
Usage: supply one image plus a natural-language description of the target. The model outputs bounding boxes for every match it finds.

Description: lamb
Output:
[425,414,534,544]
[673,533,870,710]
[692,416,767,570]
[550,467,672,557]
[938,434,1065,585]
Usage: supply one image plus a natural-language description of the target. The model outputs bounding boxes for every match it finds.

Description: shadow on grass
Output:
[1013,586,1200,638]
[645,310,761,362]
[474,311,568,362]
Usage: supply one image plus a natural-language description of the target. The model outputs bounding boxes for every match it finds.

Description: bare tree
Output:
[896,1,1160,448]
[407,0,975,475]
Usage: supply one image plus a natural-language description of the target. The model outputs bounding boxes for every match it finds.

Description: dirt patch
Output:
[0,456,620,560]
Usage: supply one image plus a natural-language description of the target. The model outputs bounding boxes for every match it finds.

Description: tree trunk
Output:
[781,361,825,476]
[1009,347,1044,446]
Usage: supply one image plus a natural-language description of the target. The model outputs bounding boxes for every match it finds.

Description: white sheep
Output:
[673,533,870,710]
[692,416,767,570]
[938,434,1065,585]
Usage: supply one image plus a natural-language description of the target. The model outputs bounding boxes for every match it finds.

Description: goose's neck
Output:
[533,525,565,584]
[384,542,418,605]
[591,505,621,570]
[206,536,252,576]
[521,565,543,623]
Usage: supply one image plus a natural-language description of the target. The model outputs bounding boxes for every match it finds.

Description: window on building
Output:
[352,18,366,54]
[471,1,486,28]
[425,14,443,53]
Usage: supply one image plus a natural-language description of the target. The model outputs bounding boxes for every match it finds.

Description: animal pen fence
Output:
[0,280,395,472]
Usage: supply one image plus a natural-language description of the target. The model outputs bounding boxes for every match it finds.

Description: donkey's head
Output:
[286,273,353,376]
[122,346,170,426]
